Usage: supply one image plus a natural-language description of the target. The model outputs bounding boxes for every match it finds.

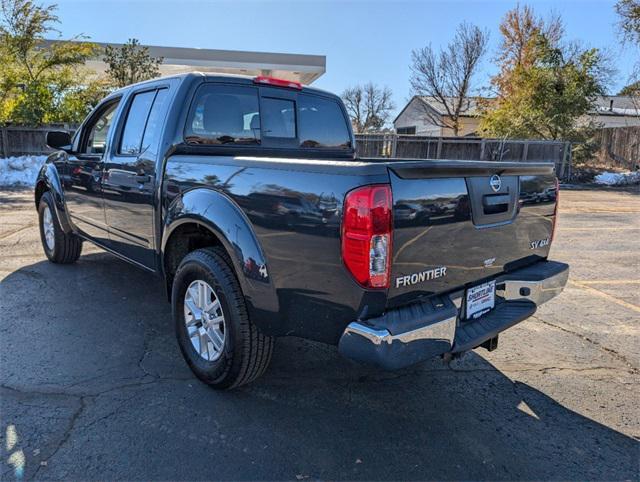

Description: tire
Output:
[172,247,274,389]
[38,191,82,264]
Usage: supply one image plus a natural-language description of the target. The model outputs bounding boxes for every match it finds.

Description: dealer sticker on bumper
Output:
[466,280,496,319]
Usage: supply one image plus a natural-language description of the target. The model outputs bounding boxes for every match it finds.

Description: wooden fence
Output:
[592,126,640,171]
[355,134,572,180]
[0,125,76,158]
[0,126,590,181]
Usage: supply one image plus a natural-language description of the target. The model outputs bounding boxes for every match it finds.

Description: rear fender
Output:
[35,155,73,233]
[162,188,280,332]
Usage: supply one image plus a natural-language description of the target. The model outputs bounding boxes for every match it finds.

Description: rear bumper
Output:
[338,260,569,370]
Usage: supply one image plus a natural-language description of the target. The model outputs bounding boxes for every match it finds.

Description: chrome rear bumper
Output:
[496,264,570,305]
[338,260,569,370]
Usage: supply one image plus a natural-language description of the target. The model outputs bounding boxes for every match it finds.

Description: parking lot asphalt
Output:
[1,186,638,481]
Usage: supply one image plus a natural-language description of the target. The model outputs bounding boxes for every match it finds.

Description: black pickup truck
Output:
[36,73,568,389]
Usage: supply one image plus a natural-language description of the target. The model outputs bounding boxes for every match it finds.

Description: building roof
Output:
[418,96,489,117]
[393,96,490,124]
[592,96,640,117]
[394,94,640,125]
[42,40,326,85]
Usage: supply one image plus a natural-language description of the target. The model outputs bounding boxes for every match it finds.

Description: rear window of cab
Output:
[184,84,352,149]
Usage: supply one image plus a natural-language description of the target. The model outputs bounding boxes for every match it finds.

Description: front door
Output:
[102,87,170,269]
[64,99,120,244]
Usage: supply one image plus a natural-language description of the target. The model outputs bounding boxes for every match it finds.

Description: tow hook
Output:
[442,334,500,365]
[481,335,499,351]
[442,351,470,365]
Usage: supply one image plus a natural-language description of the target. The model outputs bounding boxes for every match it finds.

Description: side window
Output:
[118,90,156,155]
[84,101,120,154]
[140,88,169,155]
[397,126,416,135]
[298,95,351,149]
[185,85,260,145]
[261,98,296,138]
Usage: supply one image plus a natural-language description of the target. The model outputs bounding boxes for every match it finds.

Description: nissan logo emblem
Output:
[489,174,502,192]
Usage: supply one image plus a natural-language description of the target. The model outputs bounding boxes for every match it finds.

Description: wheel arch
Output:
[35,159,73,233]
[162,188,281,333]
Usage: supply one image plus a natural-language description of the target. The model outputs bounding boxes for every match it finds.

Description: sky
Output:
[53,0,636,118]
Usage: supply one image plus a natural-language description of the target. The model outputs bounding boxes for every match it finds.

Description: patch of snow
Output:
[0,155,47,187]
[594,171,640,186]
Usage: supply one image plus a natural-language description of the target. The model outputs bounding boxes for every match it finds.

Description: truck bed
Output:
[164,154,557,342]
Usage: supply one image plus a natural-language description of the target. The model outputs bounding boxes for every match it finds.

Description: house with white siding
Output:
[394,95,640,136]
[393,96,485,137]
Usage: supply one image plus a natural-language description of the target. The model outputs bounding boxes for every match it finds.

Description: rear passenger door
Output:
[102,86,171,269]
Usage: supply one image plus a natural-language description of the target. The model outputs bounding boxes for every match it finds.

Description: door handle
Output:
[482,193,510,215]
[135,174,151,183]
[483,194,510,207]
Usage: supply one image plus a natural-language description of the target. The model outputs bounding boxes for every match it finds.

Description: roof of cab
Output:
[111,72,336,98]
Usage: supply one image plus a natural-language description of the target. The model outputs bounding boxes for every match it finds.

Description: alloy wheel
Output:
[43,205,55,251]
[183,280,226,361]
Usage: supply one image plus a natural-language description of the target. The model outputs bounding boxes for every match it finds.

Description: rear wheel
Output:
[172,247,274,389]
[38,191,82,264]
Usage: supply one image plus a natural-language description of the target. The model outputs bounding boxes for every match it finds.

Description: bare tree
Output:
[410,22,489,136]
[341,83,395,133]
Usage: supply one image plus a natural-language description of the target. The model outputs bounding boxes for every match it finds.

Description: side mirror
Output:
[46,131,73,152]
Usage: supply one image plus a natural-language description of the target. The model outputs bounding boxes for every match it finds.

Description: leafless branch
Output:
[341,82,395,133]
[409,22,489,135]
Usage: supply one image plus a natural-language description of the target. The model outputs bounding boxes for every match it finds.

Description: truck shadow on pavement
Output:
[1,252,637,480]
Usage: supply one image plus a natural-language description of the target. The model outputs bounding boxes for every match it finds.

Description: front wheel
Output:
[172,247,274,389]
[38,191,82,264]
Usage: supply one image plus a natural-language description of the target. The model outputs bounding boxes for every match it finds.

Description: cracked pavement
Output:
[0,186,638,480]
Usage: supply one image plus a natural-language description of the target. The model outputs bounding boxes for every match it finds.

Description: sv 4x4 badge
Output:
[530,237,550,249]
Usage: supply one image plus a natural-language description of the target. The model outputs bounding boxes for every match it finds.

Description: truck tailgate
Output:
[382,160,557,307]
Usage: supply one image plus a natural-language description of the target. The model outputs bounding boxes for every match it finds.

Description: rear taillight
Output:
[341,185,392,289]
[550,177,559,242]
